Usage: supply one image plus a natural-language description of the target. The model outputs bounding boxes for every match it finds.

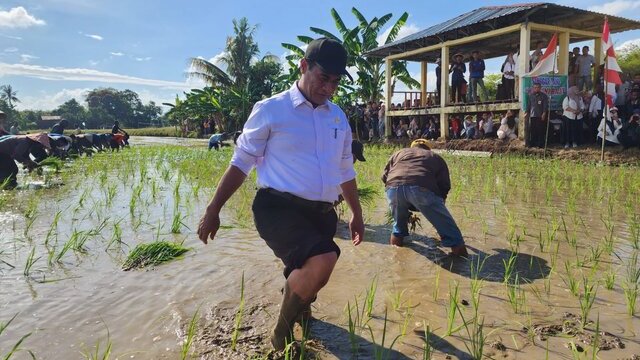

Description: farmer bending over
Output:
[0,133,51,189]
[198,38,364,351]
[382,139,468,256]
[208,132,230,150]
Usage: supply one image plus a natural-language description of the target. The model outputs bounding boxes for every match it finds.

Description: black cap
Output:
[351,140,366,162]
[305,37,353,82]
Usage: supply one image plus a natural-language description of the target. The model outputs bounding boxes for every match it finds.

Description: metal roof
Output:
[367,3,640,60]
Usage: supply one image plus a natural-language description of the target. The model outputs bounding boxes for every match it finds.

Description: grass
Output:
[1,313,34,360]
[122,241,189,271]
[181,306,200,360]
[231,272,245,352]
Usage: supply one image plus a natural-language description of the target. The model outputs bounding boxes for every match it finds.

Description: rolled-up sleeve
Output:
[339,122,356,184]
[230,102,270,175]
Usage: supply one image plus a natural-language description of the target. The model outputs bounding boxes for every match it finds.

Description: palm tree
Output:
[0,85,19,109]
[281,7,419,104]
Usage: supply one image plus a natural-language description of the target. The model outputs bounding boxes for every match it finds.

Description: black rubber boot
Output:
[271,282,307,351]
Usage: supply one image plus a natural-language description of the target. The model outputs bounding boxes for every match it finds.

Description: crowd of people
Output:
[0,115,129,188]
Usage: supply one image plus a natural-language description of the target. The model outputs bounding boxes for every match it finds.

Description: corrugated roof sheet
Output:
[367,2,640,58]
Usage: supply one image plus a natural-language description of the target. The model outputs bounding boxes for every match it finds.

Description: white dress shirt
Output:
[562,97,585,120]
[231,83,356,203]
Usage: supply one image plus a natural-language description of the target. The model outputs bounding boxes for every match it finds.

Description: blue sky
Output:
[2,0,640,111]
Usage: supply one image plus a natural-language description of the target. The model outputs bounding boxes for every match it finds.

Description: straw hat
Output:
[453,53,464,59]
[26,133,51,149]
[410,138,434,149]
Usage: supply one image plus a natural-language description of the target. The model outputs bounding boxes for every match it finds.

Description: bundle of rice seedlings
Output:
[38,157,64,173]
[357,185,379,208]
[122,241,189,271]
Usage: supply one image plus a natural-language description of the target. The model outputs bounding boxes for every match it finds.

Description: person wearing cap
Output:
[382,139,467,256]
[0,133,51,189]
[449,53,466,103]
[197,37,364,351]
[525,82,549,147]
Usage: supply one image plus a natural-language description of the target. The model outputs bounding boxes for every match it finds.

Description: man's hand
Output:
[197,207,221,244]
[349,213,365,246]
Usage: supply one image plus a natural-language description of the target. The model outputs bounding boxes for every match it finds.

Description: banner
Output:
[521,75,567,111]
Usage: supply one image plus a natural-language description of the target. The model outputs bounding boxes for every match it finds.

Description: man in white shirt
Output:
[197,38,364,351]
[577,46,596,92]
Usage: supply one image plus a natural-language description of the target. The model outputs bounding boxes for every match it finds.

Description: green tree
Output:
[618,44,640,76]
[0,85,19,109]
[282,7,419,104]
[53,98,87,126]
[483,73,502,100]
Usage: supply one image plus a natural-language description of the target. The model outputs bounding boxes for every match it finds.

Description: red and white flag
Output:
[526,33,558,77]
[602,18,622,107]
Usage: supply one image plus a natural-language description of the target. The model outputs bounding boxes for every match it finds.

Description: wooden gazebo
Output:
[366,3,640,141]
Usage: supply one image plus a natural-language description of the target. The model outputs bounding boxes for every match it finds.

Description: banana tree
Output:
[281,7,419,104]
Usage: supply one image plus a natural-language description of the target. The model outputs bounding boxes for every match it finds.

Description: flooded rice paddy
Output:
[1,136,640,359]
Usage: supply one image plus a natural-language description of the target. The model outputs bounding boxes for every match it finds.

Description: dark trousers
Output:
[562,117,582,145]
[502,77,515,99]
[0,154,18,188]
[451,82,465,103]
[529,117,548,148]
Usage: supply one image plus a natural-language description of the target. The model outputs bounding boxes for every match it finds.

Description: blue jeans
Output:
[386,185,464,247]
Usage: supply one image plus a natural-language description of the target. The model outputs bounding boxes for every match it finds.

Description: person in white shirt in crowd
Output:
[497,111,518,140]
[501,52,516,100]
[197,38,364,351]
[530,41,544,70]
[478,112,496,138]
[462,115,477,139]
[562,86,586,148]
[407,116,420,139]
[597,107,623,146]
[576,46,596,92]
[588,87,604,138]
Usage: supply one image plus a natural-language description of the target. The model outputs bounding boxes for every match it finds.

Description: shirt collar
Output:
[289,82,328,109]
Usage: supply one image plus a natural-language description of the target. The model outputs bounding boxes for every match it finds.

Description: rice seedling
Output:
[106,219,124,251]
[171,211,188,234]
[38,156,63,173]
[366,307,401,360]
[81,326,112,360]
[445,281,461,336]
[231,272,245,351]
[433,266,441,301]
[420,323,433,360]
[503,252,517,284]
[346,301,359,357]
[601,216,615,255]
[562,261,580,297]
[181,306,200,360]
[364,276,378,318]
[506,274,526,314]
[1,313,34,360]
[623,252,640,316]
[44,210,62,247]
[23,246,40,278]
[122,241,189,271]
[603,266,616,290]
[578,274,598,328]
[456,307,487,360]
[386,288,407,312]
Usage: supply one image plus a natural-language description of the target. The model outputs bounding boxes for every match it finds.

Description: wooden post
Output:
[558,32,570,75]
[518,23,531,142]
[594,37,603,92]
[421,61,428,106]
[439,46,450,140]
[385,57,393,138]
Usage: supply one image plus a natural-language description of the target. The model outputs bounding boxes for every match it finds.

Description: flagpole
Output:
[601,18,608,162]
[543,34,558,159]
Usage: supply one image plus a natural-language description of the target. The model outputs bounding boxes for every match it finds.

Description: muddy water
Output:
[1,141,639,359]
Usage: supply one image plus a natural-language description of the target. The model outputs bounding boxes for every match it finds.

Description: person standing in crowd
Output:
[568,47,581,87]
[378,103,386,138]
[577,46,596,92]
[589,86,604,139]
[197,38,364,351]
[525,82,549,148]
[50,119,69,135]
[382,139,468,256]
[530,41,545,70]
[369,101,380,139]
[450,53,466,103]
[597,107,622,146]
[468,51,488,103]
[435,58,442,103]
[501,52,516,100]
[562,86,585,148]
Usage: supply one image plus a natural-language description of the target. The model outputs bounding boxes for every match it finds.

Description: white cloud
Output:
[20,54,38,63]
[0,33,22,40]
[88,60,99,66]
[588,0,640,15]
[85,34,103,41]
[135,56,151,62]
[0,62,192,90]
[17,88,90,111]
[110,52,124,56]
[616,38,640,52]
[4,47,18,53]
[0,7,45,28]
[377,23,420,46]
[208,51,227,69]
